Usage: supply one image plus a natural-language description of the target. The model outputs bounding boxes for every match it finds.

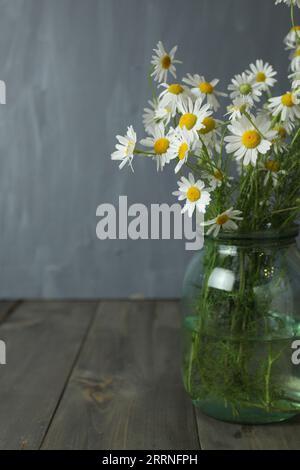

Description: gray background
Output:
[0,0,291,298]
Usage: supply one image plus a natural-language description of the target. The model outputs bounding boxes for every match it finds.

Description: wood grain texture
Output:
[196,410,300,450]
[1,299,300,450]
[42,300,200,450]
[0,301,98,450]
[0,301,20,324]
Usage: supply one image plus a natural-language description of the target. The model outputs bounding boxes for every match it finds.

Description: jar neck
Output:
[207,227,299,247]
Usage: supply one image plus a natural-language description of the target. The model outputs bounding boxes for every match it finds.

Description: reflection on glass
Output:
[208,267,235,292]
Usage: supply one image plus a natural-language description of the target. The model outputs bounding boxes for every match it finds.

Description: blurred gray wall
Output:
[0,0,291,298]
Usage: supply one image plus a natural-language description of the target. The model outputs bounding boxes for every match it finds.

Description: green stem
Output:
[148,67,157,101]
[291,125,300,147]
[272,205,300,215]
[244,112,267,140]
[135,149,155,156]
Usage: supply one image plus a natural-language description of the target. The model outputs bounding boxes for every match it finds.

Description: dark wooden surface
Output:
[0,300,299,450]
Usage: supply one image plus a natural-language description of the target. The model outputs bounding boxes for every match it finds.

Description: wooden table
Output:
[0,300,299,450]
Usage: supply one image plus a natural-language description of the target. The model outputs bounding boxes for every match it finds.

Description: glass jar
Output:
[182,228,300,424]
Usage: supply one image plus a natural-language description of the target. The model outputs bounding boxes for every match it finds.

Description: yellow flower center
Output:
[291,26,300,32]
[168,84,184,95]
[199,82,214,94]
[199,117,216,135]
[161,55,171,69]
[265,160,280,173]
[214,169,224,181]
[216,214,230,226]
[277,126,287,140]
[187,186,201,203]
[281,93,294,107]
[294,49,300,57]
[256,72,266,83]
[154,138,170,155]
[178,142,189,160]
[179,113,197,130]
[242,130,261,149]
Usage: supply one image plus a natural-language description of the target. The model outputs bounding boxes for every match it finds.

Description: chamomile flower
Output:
[289,70,300,89]
[259,159,286,186]
[284,26,300,49]
[169,128,198,174]
[142,99,172,134]
[173,173,211,217]
[272,122,294,154]
[291,48,300,72]
[197,116,222,152]
[140,124,173,172]
[275,0,300,7]
[248,60,277,90]
[225,115,275,166]
[228,72,262,103]
[183,74,227,111]
[268,90,300,122]
[286,27,300,49]
[159,83,191,116]
[205,169,233,191]
[111,126,137,171]
[201,208,243,238]
[151,41,181,83]
[226,96,253,121]
[178,97,212,137]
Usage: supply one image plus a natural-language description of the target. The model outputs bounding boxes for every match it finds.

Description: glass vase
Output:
[182,228,300,424]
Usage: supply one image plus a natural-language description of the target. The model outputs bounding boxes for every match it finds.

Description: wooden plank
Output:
[0,301,20,324]
[42,300,200,450]
[196,409,300,450]
[0,301,98,450]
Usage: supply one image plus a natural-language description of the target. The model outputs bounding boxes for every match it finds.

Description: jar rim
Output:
[210,225,299,242]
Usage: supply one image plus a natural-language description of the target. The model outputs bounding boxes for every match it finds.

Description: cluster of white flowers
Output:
[111,0,300,237]
[276,0,300,8]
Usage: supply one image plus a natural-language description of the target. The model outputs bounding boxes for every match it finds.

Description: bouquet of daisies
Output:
[112,0,300,238]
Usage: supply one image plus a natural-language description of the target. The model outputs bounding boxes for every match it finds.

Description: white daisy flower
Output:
[225,115,275,166]
[201,208,243,238]
[284,26,300,49]
[288,70,300,89]
[197,116,222,152]
[259,159,286,186]
[247,60,277,90]
[169,128,199,174]
[151,41,181,83]
[173,173,211,217]
[226,96,253,121]
[142,99,172,134]
[272,122,294,154]
[275,0,300,7]
[268,90,300,122]
[178,97,212,138]
[291,48,300,72]
[159,83,191,116]
[140,124,173,172]
[228,72,262,103]
[182,74,227,111]
[111,126,137,171]
[205,168,233,191]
